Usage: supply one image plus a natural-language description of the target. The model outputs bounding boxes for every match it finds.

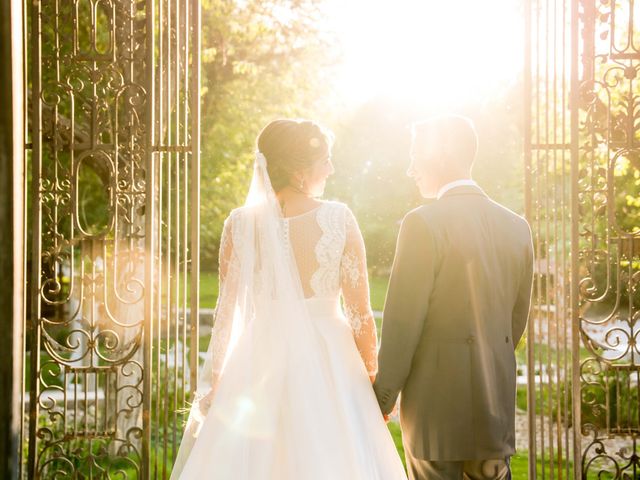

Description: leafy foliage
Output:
[199,0,337,269]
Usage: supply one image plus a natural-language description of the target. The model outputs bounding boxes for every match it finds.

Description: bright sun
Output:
[327,0,523,106]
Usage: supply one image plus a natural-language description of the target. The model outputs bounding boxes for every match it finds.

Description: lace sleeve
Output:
[340,207,378,376]
[210,212,239,376]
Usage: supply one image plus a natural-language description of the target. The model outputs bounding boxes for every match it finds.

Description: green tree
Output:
[199,0,337,270]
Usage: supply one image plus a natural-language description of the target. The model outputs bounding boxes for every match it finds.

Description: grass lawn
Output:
[199,271,389,312]
[388,421,406,467]
[198,271,220,309]
[510,452,528,480]
[369,275,389,312]
[389,420,530,477]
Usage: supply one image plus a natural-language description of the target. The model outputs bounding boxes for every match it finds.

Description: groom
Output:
[373,115,534,480]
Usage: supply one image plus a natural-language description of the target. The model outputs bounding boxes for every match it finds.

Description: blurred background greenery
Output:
[195,0,525,276]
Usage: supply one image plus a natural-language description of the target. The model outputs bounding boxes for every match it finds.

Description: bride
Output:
[170,119,407,479]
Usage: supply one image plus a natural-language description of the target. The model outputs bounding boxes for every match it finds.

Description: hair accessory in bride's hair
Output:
[255,151,267,168]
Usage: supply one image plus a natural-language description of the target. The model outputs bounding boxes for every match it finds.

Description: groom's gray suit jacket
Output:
[373,184,534,461]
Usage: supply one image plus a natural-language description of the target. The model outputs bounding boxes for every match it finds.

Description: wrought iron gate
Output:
[22,0,201,477]
[525,0,640,478]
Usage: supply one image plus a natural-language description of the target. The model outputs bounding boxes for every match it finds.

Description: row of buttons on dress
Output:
[282,219,292,258]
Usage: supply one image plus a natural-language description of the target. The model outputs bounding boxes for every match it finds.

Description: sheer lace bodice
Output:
[171,151,407,480]
[211,200,378,377]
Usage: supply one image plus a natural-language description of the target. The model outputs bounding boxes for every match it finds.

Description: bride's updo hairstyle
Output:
[257,119,334,192]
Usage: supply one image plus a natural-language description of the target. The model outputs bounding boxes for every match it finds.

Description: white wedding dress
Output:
[170,154,406,480]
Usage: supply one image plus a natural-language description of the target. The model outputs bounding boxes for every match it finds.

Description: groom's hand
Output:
[382,402,398,424]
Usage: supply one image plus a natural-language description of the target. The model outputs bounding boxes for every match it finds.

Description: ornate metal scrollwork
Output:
[26,0,200,477]
[28,0,149,477]
[526,0,640,478]
[577,0,640,476]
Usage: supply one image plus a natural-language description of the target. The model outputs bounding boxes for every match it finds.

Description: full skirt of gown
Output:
[173,297,407,480]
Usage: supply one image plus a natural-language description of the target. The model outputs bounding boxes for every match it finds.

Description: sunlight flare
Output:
[328,0,523,105]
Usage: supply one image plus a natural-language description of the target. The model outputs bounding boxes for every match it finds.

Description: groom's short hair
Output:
[411,114,478,168]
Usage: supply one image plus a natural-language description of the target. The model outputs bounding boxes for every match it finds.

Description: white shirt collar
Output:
[436,179,478,200]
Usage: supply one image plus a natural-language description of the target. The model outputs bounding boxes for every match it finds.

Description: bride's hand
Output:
[369,374,376,384]
[382,402,398,424]
[199,386,217,414]
[200,373,221,411]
